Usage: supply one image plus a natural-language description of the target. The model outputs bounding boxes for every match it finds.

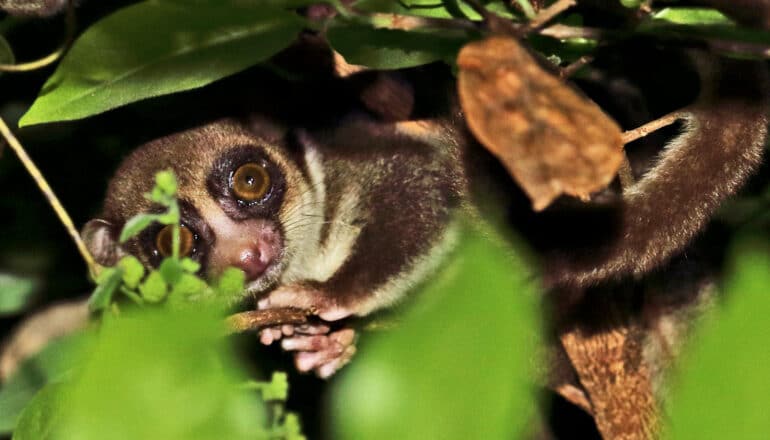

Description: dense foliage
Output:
[0,1,769,438]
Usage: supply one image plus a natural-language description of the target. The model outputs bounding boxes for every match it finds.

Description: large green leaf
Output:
[331,221,541,439]
[0,332,88,434]
[327,21,471,69]
[665,234,770,438]
[14,309,265,440]
[19,2,304,127]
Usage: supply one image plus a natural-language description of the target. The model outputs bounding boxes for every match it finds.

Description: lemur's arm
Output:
[544,57,769,289]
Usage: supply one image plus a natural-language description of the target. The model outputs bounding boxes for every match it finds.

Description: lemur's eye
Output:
[155,224,195,258]
[232,162,270,202]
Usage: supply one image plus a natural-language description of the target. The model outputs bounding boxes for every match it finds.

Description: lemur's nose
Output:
[235,247,269,282]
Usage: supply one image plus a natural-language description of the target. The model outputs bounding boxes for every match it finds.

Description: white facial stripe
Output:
[279,142,329,284]
[305,185,362,283]
[279,137,363,285]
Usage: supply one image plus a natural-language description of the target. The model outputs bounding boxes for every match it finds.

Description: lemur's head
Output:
[83,118,322,295]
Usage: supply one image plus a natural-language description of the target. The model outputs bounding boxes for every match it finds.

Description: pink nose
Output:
[235,248,269,282]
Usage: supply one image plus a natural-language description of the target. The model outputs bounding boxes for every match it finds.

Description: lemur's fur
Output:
[74,52,770,378]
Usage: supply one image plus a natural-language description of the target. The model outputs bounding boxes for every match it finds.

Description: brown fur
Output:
[542,57,769,288]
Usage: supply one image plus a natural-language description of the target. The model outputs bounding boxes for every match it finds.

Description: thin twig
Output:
[0,116,100,278]
[621,111,683,145]
[525,0,576,32]
[539,23,607,40]
[560,55,594,78]
[0,0,76,72]
[226,308,310,334]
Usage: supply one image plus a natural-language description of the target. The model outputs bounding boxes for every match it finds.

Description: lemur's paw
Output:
[258,322,331,345]
[258,284,354,321]
[283,328,357,378]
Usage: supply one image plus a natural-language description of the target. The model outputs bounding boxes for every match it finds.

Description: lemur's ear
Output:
[81,219,124,267]
[354,72,416,122]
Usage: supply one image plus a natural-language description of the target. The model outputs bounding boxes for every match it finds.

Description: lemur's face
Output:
[84,119,323,296]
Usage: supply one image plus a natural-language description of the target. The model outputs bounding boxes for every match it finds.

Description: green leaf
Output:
[139,271,167,303]
[665,234,770,438]
[652,7,734,26]
[0,35,14,65]
[353,0,515,20]
[168,273,209,302]
[117,256,145,289]
[19,1,305,126]
[331,220,540,439]
[0,273,38,315]
[158,258,184,286]
[119,213,159,243]
[619,0,642,8]
[214,268,246,300]
[179,258,201,274]
[32,309,266,440]
[88,267,123,312]
[12,383,67,440]
[262,372,289,401]
[0,333,88,434]
[154,170,177,196]
[327,22,470,69]
[284,413,305,440]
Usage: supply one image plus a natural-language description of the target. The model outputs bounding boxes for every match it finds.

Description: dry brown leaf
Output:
[457,36,623,211]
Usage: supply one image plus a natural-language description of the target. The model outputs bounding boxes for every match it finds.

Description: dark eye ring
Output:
[155,224,195,258]
[231,162,271,202]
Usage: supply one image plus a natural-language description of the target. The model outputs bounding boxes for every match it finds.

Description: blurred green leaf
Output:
[179,257,201,274]
[665,234,770,438]
[17,309,265,440]
[139,271,167,303]
[353,0,515,20]
[652,7,733,26]
[19,2,304,126]
[168,273,208,302]
[154,169,177,196]
[88,267,123,312]
[0,35,14,65]
[0,273,38,315]
[620,0,642,8]
[262,372,289,401]
[119,213,160,243]
[328,21,470,69]
[12,383,66,440]
[159,258,184,285]
[214,268,246,300]
[331,221,540,439]
[117,256,145,289]
[0,333,88,434]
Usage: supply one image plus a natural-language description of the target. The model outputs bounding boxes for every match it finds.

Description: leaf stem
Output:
[0,116,100,278]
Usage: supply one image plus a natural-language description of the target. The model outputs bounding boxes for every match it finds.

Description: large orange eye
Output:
[232,162,270,202]
[155,225,194,258]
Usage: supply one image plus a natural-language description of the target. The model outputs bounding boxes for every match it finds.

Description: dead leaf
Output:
[457,36,623,211]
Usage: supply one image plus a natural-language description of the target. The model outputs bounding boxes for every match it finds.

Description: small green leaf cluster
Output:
[0,169,306,439]
[89,170,245,312]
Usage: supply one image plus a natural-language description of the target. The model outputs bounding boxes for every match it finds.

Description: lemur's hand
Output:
[257,283,357,378]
